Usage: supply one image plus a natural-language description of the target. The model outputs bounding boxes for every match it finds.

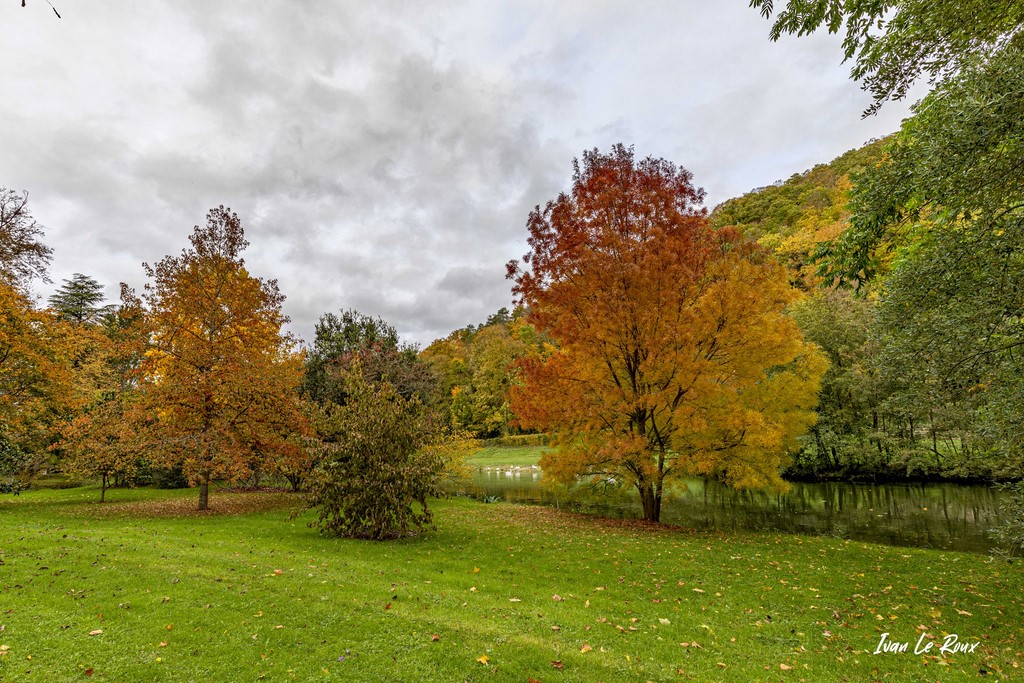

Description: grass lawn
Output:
[466,445,547,468]
[0,486,1022,682]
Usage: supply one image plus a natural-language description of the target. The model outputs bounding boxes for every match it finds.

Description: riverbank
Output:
[469,445,1017,487]
[1,487,1021,680]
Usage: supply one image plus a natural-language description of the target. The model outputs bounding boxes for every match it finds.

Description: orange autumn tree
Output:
[507,145,827,522]
[135,207,306,510]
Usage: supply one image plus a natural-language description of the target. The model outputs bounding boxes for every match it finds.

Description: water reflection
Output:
[453,467,1005,553]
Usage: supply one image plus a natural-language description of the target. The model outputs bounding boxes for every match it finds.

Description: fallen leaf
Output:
[580,643,592,653]
[476,654,490,665]
[956,609,973,616]
[528,678,542,683]
[780,663,793,671]
[158,641,168,648]
[472,567,480,574]
[84,668,94,676]
[274,625,284,629]
[551,625,560,631]
[659,618,671,625]
[552,595,563,602]
[88,630,103,636]
[165,624,173,631]
[384,603,392,610]
[431,634,440,642]
[509,597,521,602]
[273,569,284,575]
[551,660,564,670]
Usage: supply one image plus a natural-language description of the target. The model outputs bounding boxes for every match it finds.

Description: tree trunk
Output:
[198,478,210,511]
[100,473,107,503]
[639,483,661,522]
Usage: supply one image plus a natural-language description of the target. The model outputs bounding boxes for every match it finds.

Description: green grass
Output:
[466,445,547,468]
[0,486,1022,681]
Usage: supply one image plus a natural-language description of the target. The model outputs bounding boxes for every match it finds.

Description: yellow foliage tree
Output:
[0,280,75,488]
[508,146,827,522]
[134,207,306,510]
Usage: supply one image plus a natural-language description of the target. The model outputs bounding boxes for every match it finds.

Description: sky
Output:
[1,1,921,347]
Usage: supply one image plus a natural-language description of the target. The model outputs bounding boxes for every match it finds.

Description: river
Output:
[453,467,1007,553]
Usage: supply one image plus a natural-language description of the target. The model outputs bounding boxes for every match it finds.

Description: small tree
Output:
[58,397,141,501]
[305,365,445,540]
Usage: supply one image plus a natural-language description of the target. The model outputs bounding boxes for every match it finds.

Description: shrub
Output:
[992,481,1024,556]
[305,366,445,540]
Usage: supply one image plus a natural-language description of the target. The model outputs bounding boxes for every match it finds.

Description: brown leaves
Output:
[87,630,103,636]
[133,207,306,511]
[550,660,564,670]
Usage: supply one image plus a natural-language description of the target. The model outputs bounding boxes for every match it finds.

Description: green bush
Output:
[305,366,445,540]
[992,481,1024,556]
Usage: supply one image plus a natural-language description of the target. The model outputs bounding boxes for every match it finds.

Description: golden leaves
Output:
[507,150,827,519]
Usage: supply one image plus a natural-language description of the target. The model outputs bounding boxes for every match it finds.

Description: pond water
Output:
[453,467,1007,554]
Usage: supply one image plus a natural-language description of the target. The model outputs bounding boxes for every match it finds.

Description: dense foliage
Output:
[737,0,1024,497]
[752,0,1024,115]
[508,145,826,522]
[420,307,547,437]
[303,309,434,406]
[304,365,445,539]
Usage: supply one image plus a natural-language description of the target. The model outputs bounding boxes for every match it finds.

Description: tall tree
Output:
[135,207,305,510]
[48,273,112,324]
[303,308,433,406]
[508,145,826,522]
[0,189,52,287]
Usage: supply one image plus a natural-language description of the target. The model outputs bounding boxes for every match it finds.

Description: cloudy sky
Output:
[2,1,919,346]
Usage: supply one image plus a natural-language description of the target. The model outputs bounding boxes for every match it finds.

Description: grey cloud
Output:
[1,0,917,347]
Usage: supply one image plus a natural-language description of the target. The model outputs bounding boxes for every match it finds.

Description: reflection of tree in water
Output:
[457,469,1005,553]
